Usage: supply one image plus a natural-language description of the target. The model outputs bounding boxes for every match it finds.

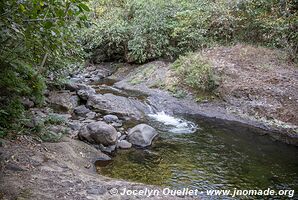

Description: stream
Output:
[92,79,298,199]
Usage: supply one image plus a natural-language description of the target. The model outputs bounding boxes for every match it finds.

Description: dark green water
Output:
[97,117,298,199]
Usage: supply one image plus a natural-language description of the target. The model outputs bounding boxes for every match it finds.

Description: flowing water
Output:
[96,111,298,199]
[90,80,298,199]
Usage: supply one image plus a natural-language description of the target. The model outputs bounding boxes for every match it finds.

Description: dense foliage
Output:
[0,0,90,129]
[83,0,298,63]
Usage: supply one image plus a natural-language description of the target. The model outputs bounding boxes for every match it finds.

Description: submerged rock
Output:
[111,121,122,127]
[117,140,132,149]
[78,122,117,146]
[98,144,116,154]
[127,124,158,147]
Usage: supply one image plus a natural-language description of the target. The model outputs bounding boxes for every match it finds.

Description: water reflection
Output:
[97,116,298,199]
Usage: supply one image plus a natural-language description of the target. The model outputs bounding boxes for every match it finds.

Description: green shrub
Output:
[45,114,66,125]
[40,130,64,142]
[0,99,25,129]
[172,53,218,92]
[0,60,45,128]
[232,0,298,61]
[83,0,211,63]
[0,0,89,130]
[83,0,297,63]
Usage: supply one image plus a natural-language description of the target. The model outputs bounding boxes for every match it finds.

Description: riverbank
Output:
[0,136,191,200]
[108,44,298,145]
[0,44,297,199]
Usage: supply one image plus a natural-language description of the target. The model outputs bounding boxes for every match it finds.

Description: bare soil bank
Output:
[111,44,298,144]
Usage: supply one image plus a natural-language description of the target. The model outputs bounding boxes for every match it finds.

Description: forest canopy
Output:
[83,0,298,63]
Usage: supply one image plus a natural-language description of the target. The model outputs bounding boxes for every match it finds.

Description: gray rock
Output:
[127,124,158,147]
[103,115,119,123]
[99,144,116,153]
[47,91,79,112]
[65,82,92,92]
[90,76,102,82]
[79,122,117,145]
[74,105,91,117]
[96,153,111,161]
[86,112,96,119]
[119,134,126,140]
[78,125,94,143]
[94,155,112,167]
[87,94,146,120]
[87,186,107,195]
[68,77,82,83]
[111,122,122,127]
[82,119,96,124]
[68,121,81,131]
[5,163,26,171]
[118,127,125,132]
[77,85,96,101]
[65,82,78,91]
[117,140,132,149]
[84,73,92,78]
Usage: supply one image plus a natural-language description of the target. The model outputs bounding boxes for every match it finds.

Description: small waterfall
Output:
[148,111,198,134]
[144,99,159,114]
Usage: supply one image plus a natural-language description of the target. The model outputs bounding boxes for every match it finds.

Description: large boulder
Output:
[47,91,79,113]
[127,124,158,147]
[117,140,132,149]
[79,122,117,146]
[64,82,96,101]
[87,94,147,120]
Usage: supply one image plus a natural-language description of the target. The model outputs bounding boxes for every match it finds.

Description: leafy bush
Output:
[83,0,297,63]
[40,130,64,142]
[232,0,298,62]
[82,0,204,63]
[83,0,172,63]
[0,0,90,129]
[45,114,66,125]
[172,53,218,92]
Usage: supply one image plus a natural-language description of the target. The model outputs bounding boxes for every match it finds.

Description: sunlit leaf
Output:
[78,3,90,12]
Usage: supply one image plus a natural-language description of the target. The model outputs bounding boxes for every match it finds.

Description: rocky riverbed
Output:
[1,45,297,199]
